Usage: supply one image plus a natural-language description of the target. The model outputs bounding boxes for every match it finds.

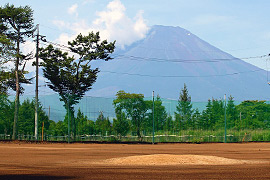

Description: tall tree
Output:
[95,111,111,136]
[164,115,173,132]
[113,90,149,140]
[0,4,34,139]
[39,32,115,139]
[211,99,224,129]
[146,95,167,132]
[17,99,49,136]
[175,83,193,130]
[0,14,14,95]
[236,100,268,129]
[226,95,237,129]
[0,94,13,135]
[113,112,130,139]
[192,108,201,130]
[0,70,10,94]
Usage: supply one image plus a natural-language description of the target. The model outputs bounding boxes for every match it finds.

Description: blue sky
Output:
[2,0,270,71]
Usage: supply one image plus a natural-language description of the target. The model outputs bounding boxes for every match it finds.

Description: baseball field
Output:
[0,142,269,179]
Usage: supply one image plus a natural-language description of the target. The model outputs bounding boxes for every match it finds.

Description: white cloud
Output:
[55,0,149,49]
[67,4,78,17]
[134,10,149,39]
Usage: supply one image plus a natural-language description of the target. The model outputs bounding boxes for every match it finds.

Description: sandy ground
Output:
[101,154,264,166]
[0,142,269,179]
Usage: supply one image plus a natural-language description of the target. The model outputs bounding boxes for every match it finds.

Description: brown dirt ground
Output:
[0,142,269,180]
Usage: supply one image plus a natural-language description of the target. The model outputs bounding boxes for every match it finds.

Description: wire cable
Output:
[40,40,268,63]
[101,69,264,78]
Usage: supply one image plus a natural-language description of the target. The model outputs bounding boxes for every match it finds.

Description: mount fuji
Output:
[85,25,269,101]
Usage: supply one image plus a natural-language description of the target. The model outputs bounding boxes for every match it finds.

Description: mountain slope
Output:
[88,25,268,101]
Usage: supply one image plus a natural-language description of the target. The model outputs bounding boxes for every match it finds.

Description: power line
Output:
[112,54,267,63]
[36,36,269,78]
[134,44,270,53]
[101,69,264,78]
[40,39,268,63]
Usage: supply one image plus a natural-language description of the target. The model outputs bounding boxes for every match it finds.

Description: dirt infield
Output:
[0,142,269,179]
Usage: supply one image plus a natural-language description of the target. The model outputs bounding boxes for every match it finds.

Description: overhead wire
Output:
[112,54,267,63]
[35,33,270,78]
[101,69,264,78]
[40,39,268,63]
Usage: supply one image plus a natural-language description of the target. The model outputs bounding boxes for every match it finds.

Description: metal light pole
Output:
[224,94,227,143]
[152,91,155,144]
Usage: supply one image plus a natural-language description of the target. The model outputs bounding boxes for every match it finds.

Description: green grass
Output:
[1,129,270,143]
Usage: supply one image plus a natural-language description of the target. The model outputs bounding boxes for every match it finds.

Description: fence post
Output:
[224,94,227,143]
[152,91,155,144]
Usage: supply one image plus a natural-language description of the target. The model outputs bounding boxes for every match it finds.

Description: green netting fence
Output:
[1,94,270,143]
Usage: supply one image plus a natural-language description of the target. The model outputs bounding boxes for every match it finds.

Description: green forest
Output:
[1,87,270,142]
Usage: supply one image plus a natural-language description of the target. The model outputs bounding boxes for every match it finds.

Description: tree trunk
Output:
[12,34,20,140]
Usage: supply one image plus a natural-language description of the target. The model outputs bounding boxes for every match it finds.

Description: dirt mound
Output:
[102,154,261,166]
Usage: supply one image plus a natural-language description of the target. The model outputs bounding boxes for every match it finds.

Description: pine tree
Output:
[39,32,115,139]
[0,4,34,139]
[226,95,237,129]
[175,83,193,130]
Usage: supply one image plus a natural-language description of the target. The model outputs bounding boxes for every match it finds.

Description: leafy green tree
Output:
[17,99,49,136]
[164,115,173,132]
[0,94,13,135]
[200,99,212,130]
[0,33,14,64]
[76,109,95,135]
[113,90,149,140]
[84,120,95,135]
[0,4,34,139]
[144,95,167,132]
[0,70,10,95]
[153,95,167,131]
[211,99,224,129]
[76,109,85,135]
[48,120,67,136]
[236,101,269,129]
[175,83,193,130]
[113,112,130,138]
[95,111,111,136]
[192,108,201,129]
[0,32,15,95]
[39,32,115,139]
[201,99,224,130]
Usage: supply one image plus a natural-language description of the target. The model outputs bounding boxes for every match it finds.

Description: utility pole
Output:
[48,106,50,120]
[68,93,70,143]
[152,91,155,144]
[34,24,39,141]
[224,94,227,143]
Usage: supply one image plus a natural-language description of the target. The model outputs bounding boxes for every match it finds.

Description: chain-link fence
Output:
[1,94,270,143]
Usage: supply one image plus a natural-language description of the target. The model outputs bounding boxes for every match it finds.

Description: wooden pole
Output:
[42,121,44,141]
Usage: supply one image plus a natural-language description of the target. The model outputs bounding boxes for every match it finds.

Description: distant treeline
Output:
[1,86,270,140]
